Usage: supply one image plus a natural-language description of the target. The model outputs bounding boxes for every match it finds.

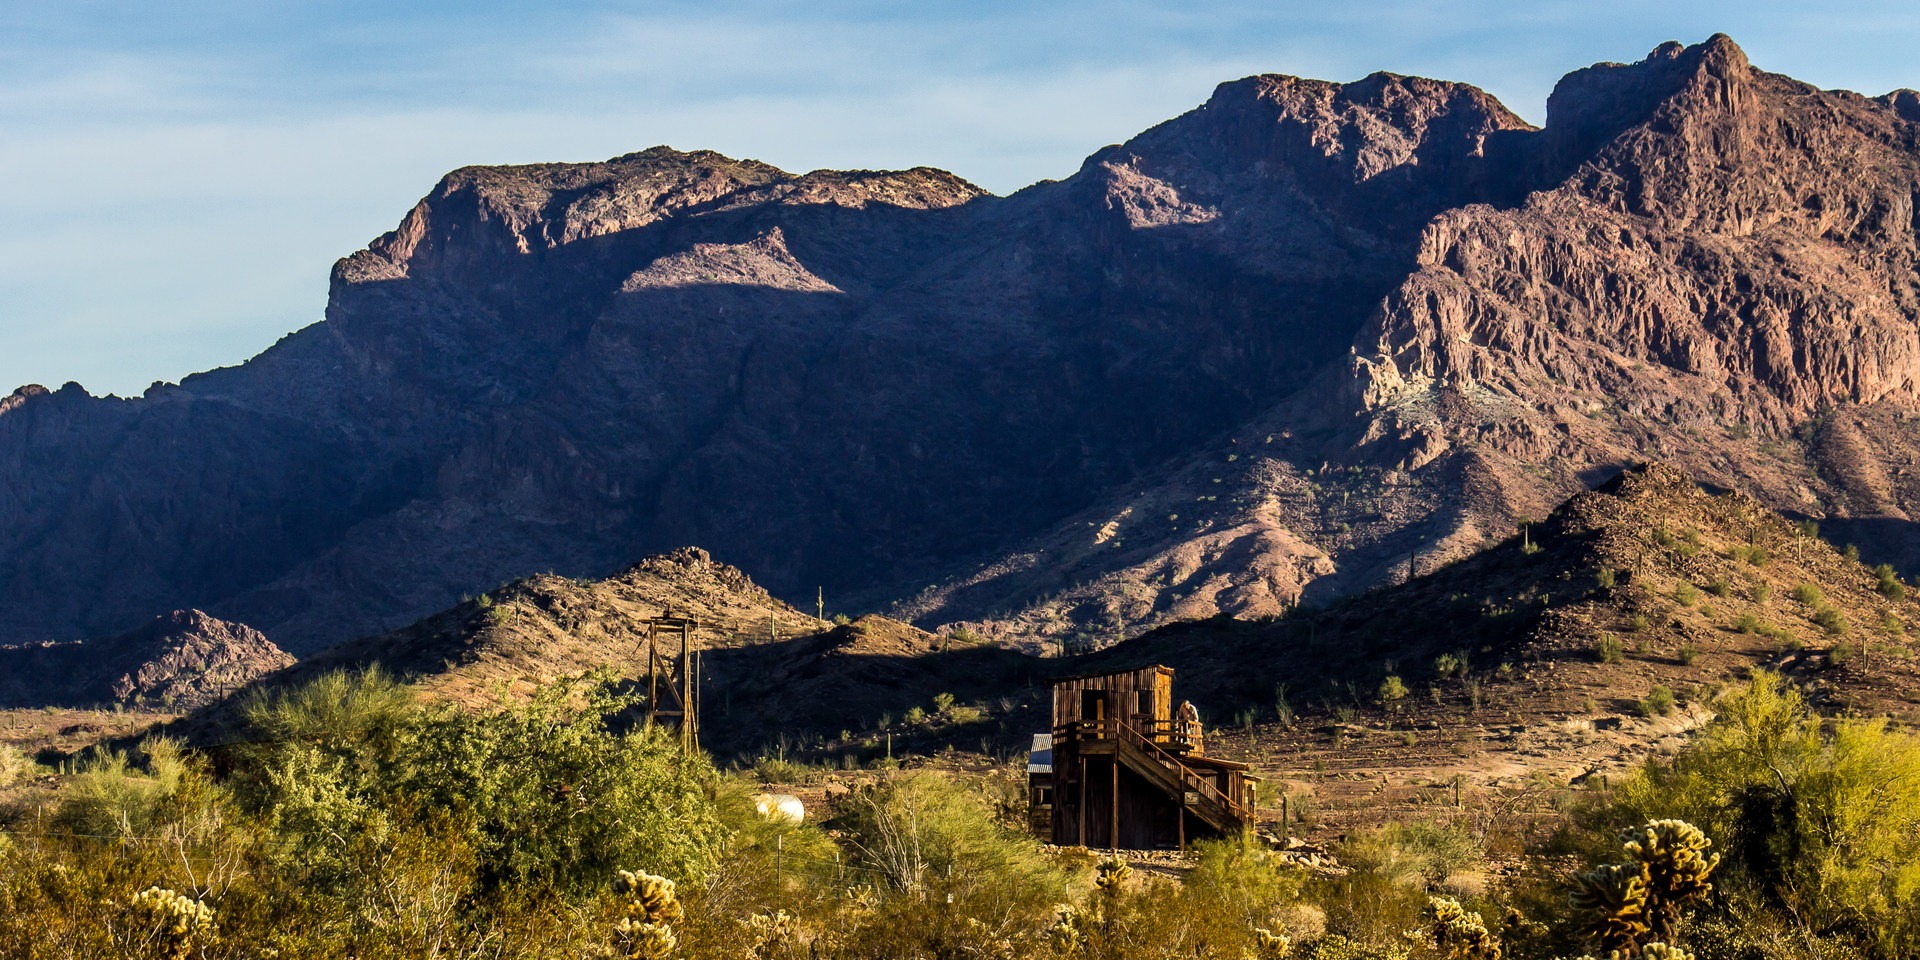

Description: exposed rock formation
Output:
[4,35,1920,657]
[0,610,292,709]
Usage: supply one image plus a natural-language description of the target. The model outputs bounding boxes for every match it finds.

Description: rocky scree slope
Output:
[6,36,1920,658]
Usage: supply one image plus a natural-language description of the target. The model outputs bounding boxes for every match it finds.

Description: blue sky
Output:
[4,2,1918,397]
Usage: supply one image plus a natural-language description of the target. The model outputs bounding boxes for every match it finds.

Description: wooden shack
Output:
[1041,665,1256,850]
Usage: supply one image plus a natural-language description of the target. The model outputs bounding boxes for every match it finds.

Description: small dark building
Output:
[1036,665,1256,850]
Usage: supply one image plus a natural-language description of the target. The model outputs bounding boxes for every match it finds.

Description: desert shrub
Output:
[1595,634,1625,664]
[1735,545,1770,567]
[1433,653,1462,678]
[1597,568,1617,589]
[1845,544,1861,561]
[831,770,1060,902]
[52,738,198,840]
[1586,671,1920,956]
[1186,830,1306,931]
[1735,612,1762,634]
[1337,821,1483,890]
[1378,676,1408,703]
[1812,605,1848,636]
[1628,614,1650,633]
[1790,583,1824,606]
[1676,644,1700,666]
[1706,578,1731,598]
[1673,583,1699,606]
[0,744,29,788]
[238,671,725,900]
[1638,686,1676,718]
[1875,564,1906,601]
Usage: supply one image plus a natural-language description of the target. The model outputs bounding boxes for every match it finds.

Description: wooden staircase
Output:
[1112,722,1251,834]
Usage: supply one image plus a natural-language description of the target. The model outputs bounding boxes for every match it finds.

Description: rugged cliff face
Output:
[4,35,1920,656]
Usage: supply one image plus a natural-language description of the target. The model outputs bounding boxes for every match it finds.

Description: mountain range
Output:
[5,34,1920,662]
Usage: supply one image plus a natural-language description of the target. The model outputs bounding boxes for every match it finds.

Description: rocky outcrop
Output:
[0,610,292,709]
[4,36,1920,657]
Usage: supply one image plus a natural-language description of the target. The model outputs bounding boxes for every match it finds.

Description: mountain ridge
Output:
[6,35,1920,663]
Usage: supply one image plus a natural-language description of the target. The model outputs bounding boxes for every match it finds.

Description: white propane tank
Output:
[754,793,805,824]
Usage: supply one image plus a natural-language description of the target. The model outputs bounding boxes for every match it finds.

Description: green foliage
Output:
[1790,583,1824,606]
[1337,820,1482,890]
[0,744,28,788]
[831,771,1060,900]
[1706,578,1732,598]
[238,670,725,899]
[1735,545,1771,567]
[1638,686,1676,718]
[1673,583,1699,606]
[1596,568,1617,590]
[1876,564,1907,601]
[1592,671,1920,956]
[1434,653,1463,679]
[1595,634,1626,664]
[1812,605,1848,636]
[1378,676,1409,703]
[52,738,199,840]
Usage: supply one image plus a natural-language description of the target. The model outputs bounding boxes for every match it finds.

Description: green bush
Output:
[1876,564,1907,601]
[1673,583,1699,606]
[1790,583,1824,606]
[1590,671,1920,956]
[1595,634,1626,664]
[1638,685,1676,718]
[1812,605,1848,636]
[1378,676,1409,703]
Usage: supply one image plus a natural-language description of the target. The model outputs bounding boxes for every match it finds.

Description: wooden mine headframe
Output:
[643,613,701,752]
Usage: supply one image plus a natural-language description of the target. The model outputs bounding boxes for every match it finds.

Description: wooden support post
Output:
[1177,807,1186,852]
[1078,757,1088,846]
[1110,757,1119,852]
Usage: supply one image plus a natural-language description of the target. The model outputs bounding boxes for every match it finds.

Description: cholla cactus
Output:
[1048,903,1088,951]
[611,870,683,960]
[1094,856,1132,896]
[1640,944,1695,960]
[741,910,801,959]
[1242,926,1292,959]
[1426,896,1501,959]
[129,886,216,960]
[1620,820,1718,938]
[1569,862,1652,953]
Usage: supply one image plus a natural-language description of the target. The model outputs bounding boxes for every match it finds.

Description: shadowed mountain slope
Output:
[7,36,1920,662]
